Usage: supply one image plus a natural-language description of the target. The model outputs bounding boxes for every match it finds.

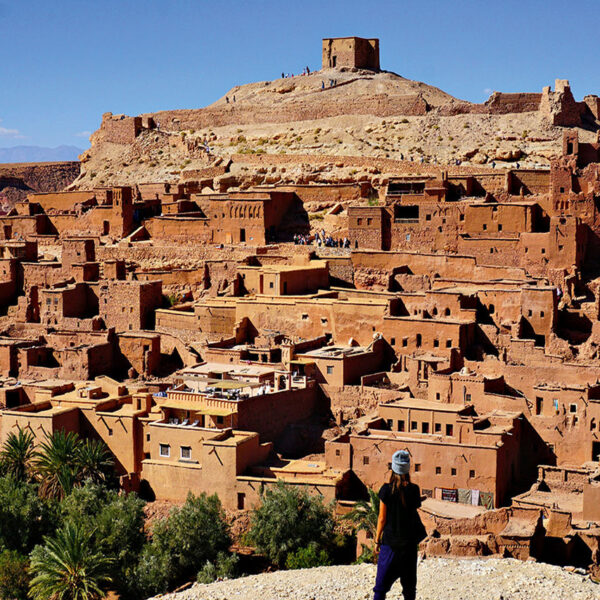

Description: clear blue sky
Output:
[1,0,599,148]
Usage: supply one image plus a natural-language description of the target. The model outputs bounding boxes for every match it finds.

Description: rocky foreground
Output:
[153,558,598,600]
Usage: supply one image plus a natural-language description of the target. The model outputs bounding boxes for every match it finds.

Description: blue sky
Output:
[1,0,599,148]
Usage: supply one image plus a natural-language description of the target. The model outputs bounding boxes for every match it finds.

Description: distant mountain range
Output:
[0,145,83,163]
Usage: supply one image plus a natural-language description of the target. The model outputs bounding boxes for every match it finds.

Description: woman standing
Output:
[373,450,426,600]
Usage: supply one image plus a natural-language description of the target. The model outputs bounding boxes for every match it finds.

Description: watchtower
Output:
[322,37,380,71]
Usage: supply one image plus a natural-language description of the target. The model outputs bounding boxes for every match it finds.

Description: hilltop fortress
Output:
[1,38,600,574]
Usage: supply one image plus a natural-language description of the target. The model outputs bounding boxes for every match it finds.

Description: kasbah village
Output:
[5,36,600,577]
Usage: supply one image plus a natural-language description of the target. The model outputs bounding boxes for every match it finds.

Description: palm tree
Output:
[342,487,380,539]
[0,427,35,481]
[29,522,113,600]
[76,439,114,486]
[34,431,82,500]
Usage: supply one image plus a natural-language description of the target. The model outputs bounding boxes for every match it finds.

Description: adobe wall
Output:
[145,216,212,242]
[29,191,94,213]
[143,93,430,132]
[98,113,142,144]
[484,92,542,114]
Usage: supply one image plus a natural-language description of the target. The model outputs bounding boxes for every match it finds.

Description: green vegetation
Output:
[29,523,113,600]
[197,551,240,583]
[0,550,30,600]
[248,481,334,567]
[133,492,231,597]
[342,487,380,563]
[285,543,332,569]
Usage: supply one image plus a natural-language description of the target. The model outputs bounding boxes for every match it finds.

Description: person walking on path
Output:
[373,450,427,600]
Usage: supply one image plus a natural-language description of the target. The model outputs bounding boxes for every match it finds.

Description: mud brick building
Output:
[322,37,380,71]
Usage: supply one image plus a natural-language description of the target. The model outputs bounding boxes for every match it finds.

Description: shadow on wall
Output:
[274,196,310,242]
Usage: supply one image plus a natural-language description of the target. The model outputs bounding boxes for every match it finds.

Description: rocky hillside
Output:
[152,558,598,600]
[0,161,80,206]
[73,68,599,190]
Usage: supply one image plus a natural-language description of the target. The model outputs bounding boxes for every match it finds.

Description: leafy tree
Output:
[342,488,380,564]
[29,522,113,600]
[248,481,335,567]
[342,487,380,539]
[75,439,114,487]
[133,492,231,597]
[60,483,146,597]
[0,476,56,554]
[0,550,30,600]
[0,428,35,482]
[34,431,82,500]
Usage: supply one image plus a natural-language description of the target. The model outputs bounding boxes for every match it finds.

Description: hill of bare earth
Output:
[152,559,599,600]
[0,161,80,206]
[73,68,598,190]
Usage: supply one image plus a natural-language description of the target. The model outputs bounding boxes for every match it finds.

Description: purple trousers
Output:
[373,544,417,600]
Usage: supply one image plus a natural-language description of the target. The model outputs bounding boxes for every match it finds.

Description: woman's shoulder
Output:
[409,482,421,496]
[378,483,391,501]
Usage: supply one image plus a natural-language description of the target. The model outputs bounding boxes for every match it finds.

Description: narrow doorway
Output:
[240,228,246,242]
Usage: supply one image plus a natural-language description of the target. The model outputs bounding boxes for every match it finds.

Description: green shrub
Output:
[60,483,146,597]
[0,550,29,600]
[133,492,230,597]
[285,543,331,569]
[248,481,334,567]
[197,552,239,583]
[0,477,56,554]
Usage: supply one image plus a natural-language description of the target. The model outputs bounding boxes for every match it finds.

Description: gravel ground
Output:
[153,557,599,600]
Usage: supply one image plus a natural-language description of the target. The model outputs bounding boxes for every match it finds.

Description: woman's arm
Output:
[375,500,387,546]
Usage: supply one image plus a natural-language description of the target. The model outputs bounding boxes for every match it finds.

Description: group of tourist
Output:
[281,66,311,79]
[321,79,338,89]
[293,231,350,248]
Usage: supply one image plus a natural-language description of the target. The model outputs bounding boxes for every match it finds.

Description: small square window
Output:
[436,392,440,400]
[560,187,565,193]
[216,416,224,425]
[570,403,577,413]
[446,339,452,348]
[146,433,150,442]
[460,213,465,221]
[415,463,421,472]
[357,218,363,226]
[326,365,334,375]
[433,339,439,348]
[446,424,454,436]
[402,338,408,347]
[541,248,546,254]
[301,313,309,320]
[390,337,396,346]
[469,469,476,478]
[426,214,431,221]
[465,394,472,402]
[422,422,429,434]
[483,224,487,230]
[411,421,418,431]
[180,446,192,460]
[363,456,369,465]
[398,420,405,432]
[435,466,441,475]
[367,218,372,225]
[159,444,170,457]
[269,282,274,288]
[540,311,545,318]
[528,309,533,317]
[451,468,457,476]
[434,423,441,433]
[335,449,341,456]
